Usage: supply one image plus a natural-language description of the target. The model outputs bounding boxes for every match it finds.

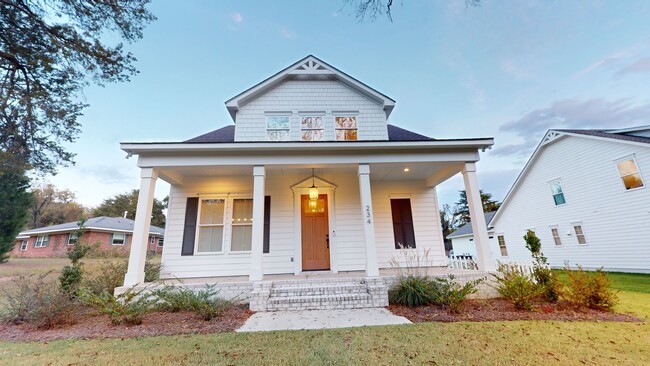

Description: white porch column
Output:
[461,162,497,272]
[250,165,266,281]
[358,164,380,277]
[123,168,158,286]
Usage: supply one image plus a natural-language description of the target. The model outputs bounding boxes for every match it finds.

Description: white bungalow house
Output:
[489,127,650,273]
[118,55,496,310]
[447,211,499,259]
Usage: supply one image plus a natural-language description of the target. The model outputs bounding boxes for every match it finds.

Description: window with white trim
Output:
[149,236,156,244]
[549,180,566,205]
[616,157,644,190]
[230,199,253,251]
[34,235,49,248]
[497,235,508,256]
[67,232,78,245]
[19,240,28,251]
[112,233,126,245]
[266,115,290,141]
[301,116,324,141]
[550,226,562,246]
[157,238,164,247]
[573,224,587,245]
[335,116,357,141]
[197,198,225,253]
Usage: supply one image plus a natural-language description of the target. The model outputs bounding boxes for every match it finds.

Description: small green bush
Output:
[83,258,161,296]
[144,259,161,282]
[524,230,561,302]
[152,284,231,320]
[430,275,483,313]
[563,265,618,311]
[389,275,436,306]
[1,273,79,329]
[494,263,542,310]
[80,287,154,325]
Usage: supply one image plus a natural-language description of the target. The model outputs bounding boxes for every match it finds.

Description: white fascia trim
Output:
[608,125,650,134]
[121,139,495,155]
[448,230,496,240]
[18,227,164,237]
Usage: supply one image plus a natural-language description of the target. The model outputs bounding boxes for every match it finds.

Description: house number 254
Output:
[365,205,372,224]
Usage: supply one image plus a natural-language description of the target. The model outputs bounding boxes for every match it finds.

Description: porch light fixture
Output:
[309,168,319,200]
[403,168,410,172]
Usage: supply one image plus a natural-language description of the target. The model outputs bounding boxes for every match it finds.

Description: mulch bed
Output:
[0,305,253,342]
[388,298,642,323]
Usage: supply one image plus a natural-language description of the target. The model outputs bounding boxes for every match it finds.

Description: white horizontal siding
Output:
[492,136,650,272]
[234,79,388,142]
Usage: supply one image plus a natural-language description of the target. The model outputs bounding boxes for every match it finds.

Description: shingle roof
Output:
[184,124,433,143]
[18,217,165,236]
[557,129,650,145]
[447,211,497,239]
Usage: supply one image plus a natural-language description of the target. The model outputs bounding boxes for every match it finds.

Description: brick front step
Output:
[250,277,389,312]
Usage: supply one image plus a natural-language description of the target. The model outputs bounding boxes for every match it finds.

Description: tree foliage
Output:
[29,183,87,229]
[0,155,32,263]
[93,189,167,228]
[0,0,155,174]
[454,189,501,225]
[344,0,481,22]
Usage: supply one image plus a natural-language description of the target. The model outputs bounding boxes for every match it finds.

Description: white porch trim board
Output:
[462,162,497,272]
[124,167,158,286]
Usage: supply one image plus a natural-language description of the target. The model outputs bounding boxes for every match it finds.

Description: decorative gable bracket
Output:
[288,60,335,75]
[542,130,563,146]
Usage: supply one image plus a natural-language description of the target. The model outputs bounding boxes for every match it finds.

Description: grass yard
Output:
[0,262,648,365]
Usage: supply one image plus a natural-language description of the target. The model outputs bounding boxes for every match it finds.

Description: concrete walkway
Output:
[236,308,411,332]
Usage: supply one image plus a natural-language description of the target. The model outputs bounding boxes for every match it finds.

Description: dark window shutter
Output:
[263,195,271,253]
[181,197,199,256]
[390,199,416,249]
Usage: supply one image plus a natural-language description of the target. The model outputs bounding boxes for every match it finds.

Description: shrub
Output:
[494,263,542,310]
[80,287,154,325]
[1,273,79,329]
[430,275,483,313]
[83,258,161,296]
[152,284,232,320]
[388,275,435,306]
[524,230,561,302]
[59,223,91,295]
[144,259,161,282]
[563,265,617,311]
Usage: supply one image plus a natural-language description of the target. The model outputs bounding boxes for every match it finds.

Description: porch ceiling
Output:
[156,161,464,186]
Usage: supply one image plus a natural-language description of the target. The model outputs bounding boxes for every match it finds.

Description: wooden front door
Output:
[301,194,330,271]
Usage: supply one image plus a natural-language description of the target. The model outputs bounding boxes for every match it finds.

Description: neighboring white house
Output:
[117,55,496,310]
[490,127,650,273]
[447,211,498,258]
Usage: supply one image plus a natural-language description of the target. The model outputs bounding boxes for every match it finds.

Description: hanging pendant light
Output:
[309,168,319,200]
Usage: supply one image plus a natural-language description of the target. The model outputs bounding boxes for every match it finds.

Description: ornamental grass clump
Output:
[388,275,436,306]
[563,264,617,311]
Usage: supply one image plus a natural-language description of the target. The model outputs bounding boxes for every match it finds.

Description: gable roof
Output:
[17,217,165,237]
[183,124,433,143]
[224,55,396,121]
[490,127,650,226]
[447,211,497,239]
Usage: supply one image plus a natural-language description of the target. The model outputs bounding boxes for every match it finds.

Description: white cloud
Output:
[280,27,296,39]
[231,12,243,23]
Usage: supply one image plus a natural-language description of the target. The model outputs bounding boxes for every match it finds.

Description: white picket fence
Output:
[447,256,479,270]
[497,260,537,276]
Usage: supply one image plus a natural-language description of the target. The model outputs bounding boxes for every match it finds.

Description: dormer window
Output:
[266,115,290,141]
[301,116,324,141]
[335,116,357,141]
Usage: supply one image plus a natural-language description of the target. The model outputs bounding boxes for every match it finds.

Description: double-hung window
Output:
[335,116,357,141]
[67,232,78,245]
[573,224,587,245]
[197,199,225,253]
[616,156,645,190]
[19,240,28,251]
[35,235,49,248]
[497,235,508,256]
[266,115,290,141]
[301,116,324,141]
[230,199,253,252]
[112,233,126,245]
[549,180,566,205]
[550,226,562,245]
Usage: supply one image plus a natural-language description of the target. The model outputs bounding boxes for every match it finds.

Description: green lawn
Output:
[0,263,648,365]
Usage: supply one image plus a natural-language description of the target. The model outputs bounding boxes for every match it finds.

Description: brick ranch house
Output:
[13,216,165,258]
[117,55,497,311]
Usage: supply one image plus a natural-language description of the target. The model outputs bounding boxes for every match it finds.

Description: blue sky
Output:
[45,0,650,209]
